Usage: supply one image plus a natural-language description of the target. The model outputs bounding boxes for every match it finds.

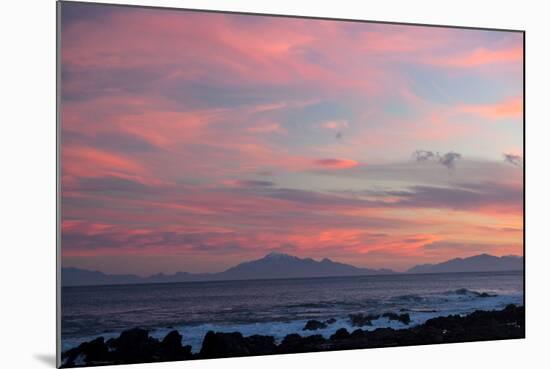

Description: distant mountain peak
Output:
[263,253,335,264]
[473,253,492,258]
[264,251,294,259]
[407,253,523,274]
[63,253,395,286]
[221,252,393,280]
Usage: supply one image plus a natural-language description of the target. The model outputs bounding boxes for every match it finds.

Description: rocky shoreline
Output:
[62,304,524,367]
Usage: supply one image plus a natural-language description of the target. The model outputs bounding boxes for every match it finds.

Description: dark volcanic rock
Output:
[245,334,277,355]
[278,333,327,354]
[349,313,380,326]
[61,328,194,367]
[330,328,350,341]
[477,292,497,298]
[382,312,411,325]
[200,331,249,358]
[303,319,328,331]
[350,328,368,340]
[325,318,337,325]
[161,330,182,347]
[62,305,524,367]
[200,331,277,358]
[329,305,523,350]
[107,328,160,363]
[278,333,302,348]
[420,304,524,342]
[62,337,109,366]
[157,330,193,361]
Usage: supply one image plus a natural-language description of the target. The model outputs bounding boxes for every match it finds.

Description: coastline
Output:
[61,304,525,367]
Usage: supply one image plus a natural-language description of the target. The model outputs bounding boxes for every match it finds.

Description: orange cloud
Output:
[60,4,523,273]
[314,158,359,169]
[322,120,349,130]
[62,220,115,235]
[459,96,523,120]
[432,47,522,68]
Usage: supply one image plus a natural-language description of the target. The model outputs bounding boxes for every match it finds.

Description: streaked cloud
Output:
[459,96,523,120]
[60,2,523,273]
[314,158,359,169]
[430,46,522,68]
[322,120,349,130]
[223,179,276,188]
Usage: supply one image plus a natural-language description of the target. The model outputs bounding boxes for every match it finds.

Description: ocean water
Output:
[61,271,523,353]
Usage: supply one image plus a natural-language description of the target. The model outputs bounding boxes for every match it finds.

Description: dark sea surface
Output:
[61,271,523,352]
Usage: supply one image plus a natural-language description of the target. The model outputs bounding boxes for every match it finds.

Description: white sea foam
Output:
[63,290,521,354]
[61,273,523,354]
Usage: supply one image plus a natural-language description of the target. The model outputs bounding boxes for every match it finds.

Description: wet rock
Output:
[278,334,327,353]
[326,318,337,324]
[349,313,380,327]
[61,305,525,367]
[330,328,350,341]
[382,312,411,325]
[62,337,109,367]
[365,327,400,346]
[350,328,367,340]
[157,330,193,361]
[199,331,277,358]
[245,334,277,355]
[200,331,249,358]
[107,328,160,363]
[161,330,183,348]
[477,292,496,298]
[61,328,195,367]
[303,319,328,331]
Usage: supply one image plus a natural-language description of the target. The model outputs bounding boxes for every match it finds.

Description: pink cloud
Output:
[459,96,523,120]
[60,5,523,272]
[62,146,146,180]
[314,158,359,169]
[321,120,349,130]
[431,46,522,68]
[246,123,287,134]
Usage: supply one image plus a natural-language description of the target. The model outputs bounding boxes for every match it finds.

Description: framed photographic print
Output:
[57,1,525,367]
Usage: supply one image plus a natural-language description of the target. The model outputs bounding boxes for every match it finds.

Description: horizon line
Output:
[62,251,524,278]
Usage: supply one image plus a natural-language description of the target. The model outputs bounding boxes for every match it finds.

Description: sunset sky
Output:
[60,2,523,275]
